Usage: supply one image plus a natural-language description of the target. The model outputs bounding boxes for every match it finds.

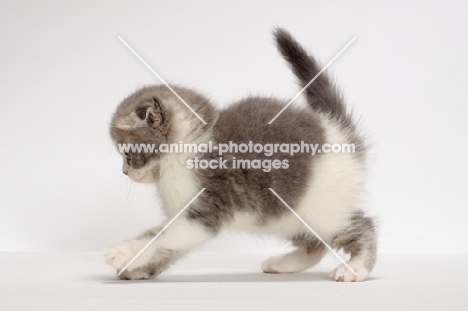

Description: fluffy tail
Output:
[274,28,346,120]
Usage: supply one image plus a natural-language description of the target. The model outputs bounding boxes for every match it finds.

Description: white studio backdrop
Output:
[0,0,467,254]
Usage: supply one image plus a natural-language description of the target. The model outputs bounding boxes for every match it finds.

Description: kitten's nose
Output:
[123,169,128,175]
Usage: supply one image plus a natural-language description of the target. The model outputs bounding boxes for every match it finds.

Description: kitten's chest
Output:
[157,154,200,217]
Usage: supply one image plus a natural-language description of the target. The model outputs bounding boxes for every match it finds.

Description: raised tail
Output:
[274,28,346,120]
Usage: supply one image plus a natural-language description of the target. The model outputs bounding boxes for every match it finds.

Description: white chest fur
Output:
[157,152,201,217]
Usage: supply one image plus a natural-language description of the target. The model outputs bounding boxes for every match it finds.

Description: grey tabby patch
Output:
[106,28,377,282]
[191,97,324,232]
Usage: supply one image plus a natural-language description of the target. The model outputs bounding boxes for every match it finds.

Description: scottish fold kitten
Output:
[106,28,377,282]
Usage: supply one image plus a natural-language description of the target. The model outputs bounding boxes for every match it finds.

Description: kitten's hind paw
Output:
[261,257,298,274]
[331,263,369,282]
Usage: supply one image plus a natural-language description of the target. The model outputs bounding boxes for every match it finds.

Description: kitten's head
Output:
[110,85,216,183]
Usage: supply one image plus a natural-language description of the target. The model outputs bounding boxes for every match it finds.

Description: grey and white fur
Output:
[106,28,377,282]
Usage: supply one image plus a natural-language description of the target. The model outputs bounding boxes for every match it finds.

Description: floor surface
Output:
[0,252,466,310]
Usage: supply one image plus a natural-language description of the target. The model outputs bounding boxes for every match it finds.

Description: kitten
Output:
[106,28,377,282]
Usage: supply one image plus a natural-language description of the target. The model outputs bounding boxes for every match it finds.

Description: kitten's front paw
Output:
[331,263,369,282]
[117,267,155,280]
[105,240,147,271]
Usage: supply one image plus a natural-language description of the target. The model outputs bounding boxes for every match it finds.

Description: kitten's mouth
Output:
[125,174,143,183]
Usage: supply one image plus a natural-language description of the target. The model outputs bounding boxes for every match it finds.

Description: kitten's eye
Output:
[124,152,132,164]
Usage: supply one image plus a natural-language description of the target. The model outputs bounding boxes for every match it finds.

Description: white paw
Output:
[331,263,369,282]
[261,257,294,274]
[118,268,154,280]
[105,240,147,271]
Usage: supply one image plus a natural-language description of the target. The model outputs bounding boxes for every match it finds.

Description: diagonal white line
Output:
[268,188,356,276]
[118,36,207,125]
[117,188,206,276]
[268,37,356,124]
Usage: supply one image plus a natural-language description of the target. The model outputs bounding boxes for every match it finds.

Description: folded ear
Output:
[145,106,162,128]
